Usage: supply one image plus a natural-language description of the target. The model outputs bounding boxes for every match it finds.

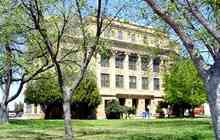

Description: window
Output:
[101,73,110,87]
[115,53,124,69]
[141,56,149,71]
[131,34,136,42]
[117,31,123,40]
[142,77,149,89]
[129,55,137,70]
[128,32,136,42]
[143,35,147,44]
[116,75,124,88]
[101,55,109,67]
[154,78,160,90]
[129,76,137,89]
[153,57,160,72]
[26,104,32,113]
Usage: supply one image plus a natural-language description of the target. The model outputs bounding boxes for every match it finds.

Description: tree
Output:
[25,72,101,119]
[164,58,207,117]
[143,0,220,139]
[19,0,126,139]
[0,0,54,124]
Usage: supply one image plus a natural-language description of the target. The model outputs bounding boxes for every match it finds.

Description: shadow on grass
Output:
[77,131,210,140]
[9,120,64,129]
[75,126,212,140]
[2,130,63,140]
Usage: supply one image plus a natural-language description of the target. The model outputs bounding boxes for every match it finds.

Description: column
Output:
[149,58,153,91]
[125,98,132,107]
[31,104,35,114]
[96,98,106,119]
[23,103,27,114]
[137,55,142,90]
[37,105,42,114]
[136,99,145,116]
[96,53,101,89]
[149,99,159,118]
[110,53,115,89]
[124,53,129,89]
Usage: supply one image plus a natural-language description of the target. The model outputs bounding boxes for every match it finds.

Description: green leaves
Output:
[25,71,101,107]
[163,58,207,108]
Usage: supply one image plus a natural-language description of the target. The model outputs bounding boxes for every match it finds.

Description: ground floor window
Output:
[26,104,32,113]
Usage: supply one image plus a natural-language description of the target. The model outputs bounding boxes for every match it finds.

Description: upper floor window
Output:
[115,52,125,69]
[131,34,136,42]
[101,73,110,88]
[153,57,160,73]
[143,35,147,44]
[100,55,110,67]
[117,31,123,40]
[129,76,137,89]
[142,77,149,89]
[129,55,138,70]
[115,75,124,88]
[141,56,150,71]
[153,78,160,90]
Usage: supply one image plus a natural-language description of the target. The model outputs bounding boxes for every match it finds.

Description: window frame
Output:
[129,76,137,89]
[100,55,110,67]
[101,73,110,88]
[153,78,160,90]
[115,75,124,88]
[142,77,149,90]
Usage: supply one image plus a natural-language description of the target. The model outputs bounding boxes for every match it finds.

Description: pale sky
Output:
[0,83,25,110]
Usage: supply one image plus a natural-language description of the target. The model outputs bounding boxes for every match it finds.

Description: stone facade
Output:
[94,20,178,119]
[23,18,178,119]
[23,104,44,119]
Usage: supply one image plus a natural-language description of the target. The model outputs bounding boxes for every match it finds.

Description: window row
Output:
[101,73,160,90]
[103,30,147,43]
[101,55,160,72]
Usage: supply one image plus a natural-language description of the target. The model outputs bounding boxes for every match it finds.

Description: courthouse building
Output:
[23,19,178,119]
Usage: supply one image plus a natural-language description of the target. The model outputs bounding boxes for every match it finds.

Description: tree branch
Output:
[144,0,209,79]
[186,0,220,44]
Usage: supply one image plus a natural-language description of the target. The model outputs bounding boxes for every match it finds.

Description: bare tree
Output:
[144,0,220,139]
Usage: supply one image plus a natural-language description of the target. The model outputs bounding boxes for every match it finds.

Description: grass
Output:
[0,118,214,140]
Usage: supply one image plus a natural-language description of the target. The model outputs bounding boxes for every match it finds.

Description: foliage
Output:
[163,58,207,116]
[123,106,136,115]
[105,100,124,114]
[25,72,101,118]
[25,72,62,105]
[105,99,135,119]
[72,74,101,108]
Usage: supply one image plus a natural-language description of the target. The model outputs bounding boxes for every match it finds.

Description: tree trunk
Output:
[206,68,220,140]
[0,104,8,124]
[63,88,74,140]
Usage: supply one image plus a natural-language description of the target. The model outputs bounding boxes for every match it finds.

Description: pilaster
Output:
[125,98,132,107]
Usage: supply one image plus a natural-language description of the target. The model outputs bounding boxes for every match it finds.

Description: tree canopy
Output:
[164,58,207,116]
[25,72,101,119]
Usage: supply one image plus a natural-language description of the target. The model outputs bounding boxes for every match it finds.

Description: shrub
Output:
[105,100,124,119]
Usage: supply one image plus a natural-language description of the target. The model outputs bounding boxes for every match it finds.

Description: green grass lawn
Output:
[0,118,214,140]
